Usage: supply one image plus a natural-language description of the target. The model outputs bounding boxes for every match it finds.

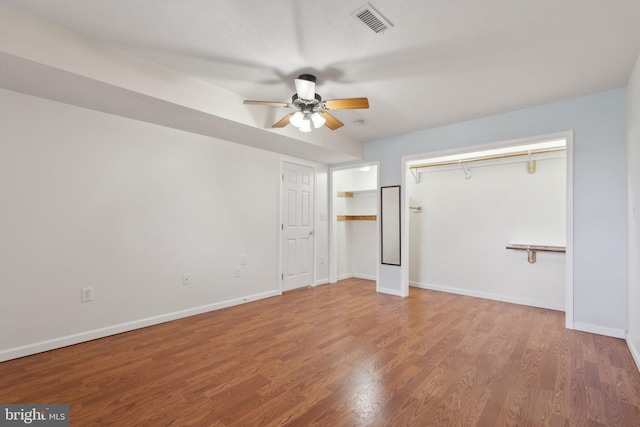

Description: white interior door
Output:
[282,162,314,291]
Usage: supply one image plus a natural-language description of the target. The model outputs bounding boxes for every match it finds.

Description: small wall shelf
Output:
[337,215,377,221]
[337,191,354,198]
[337,189,377,198]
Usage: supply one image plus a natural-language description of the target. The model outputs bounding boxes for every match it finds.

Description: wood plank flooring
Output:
[1,279,639,426]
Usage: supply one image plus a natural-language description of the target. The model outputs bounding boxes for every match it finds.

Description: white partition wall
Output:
[366,89,627,337]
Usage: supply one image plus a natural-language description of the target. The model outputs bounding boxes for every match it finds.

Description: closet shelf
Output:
[337,189,376,198]
[409,146,566,183]
[337,215,377,221]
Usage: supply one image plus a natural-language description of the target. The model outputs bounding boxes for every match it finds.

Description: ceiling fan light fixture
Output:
[311,112,326,128]
[294,75,317,101]
[289,111,304,127]
[243,74,367,132]
[299,117,312,132]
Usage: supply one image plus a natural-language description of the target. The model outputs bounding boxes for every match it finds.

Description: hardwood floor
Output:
[2,279,639,426]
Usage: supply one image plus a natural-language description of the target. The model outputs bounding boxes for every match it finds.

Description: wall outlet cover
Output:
[81,287,94,302]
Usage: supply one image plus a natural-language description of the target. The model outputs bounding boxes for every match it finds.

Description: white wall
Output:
[0,88,328,361]
[627,53,640,369]
[408,157,566,310]
[365,88,628,336]
[314,165,330,285]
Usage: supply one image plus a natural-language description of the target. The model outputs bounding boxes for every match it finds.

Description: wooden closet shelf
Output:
[337,215,377,221]
[336,190,377,198]
[337,191,354,198]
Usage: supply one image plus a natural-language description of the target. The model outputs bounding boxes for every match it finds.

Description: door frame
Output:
[400,131,574,329]
[279,157,318,294]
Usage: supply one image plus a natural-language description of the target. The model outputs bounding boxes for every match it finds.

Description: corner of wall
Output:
[626,51,640,373]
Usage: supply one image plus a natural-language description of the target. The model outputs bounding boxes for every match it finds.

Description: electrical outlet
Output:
[234,266,241,277]
[241,255,247,265]
[183,274,191,286]
[81,287,94,302]
[320,256,325,264]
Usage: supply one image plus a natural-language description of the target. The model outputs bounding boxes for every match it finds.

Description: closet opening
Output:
[404,133,572,319]
[330,164,379,288]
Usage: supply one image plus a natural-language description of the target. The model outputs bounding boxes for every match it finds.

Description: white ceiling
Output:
[2,0,640,145]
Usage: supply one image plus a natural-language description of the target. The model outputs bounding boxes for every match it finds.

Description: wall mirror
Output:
[381,185,401,265]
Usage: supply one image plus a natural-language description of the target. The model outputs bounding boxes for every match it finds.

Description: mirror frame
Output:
[380,185,401,266]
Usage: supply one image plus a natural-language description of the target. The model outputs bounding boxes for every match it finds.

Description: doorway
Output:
[330,164,379,286]
[402,132,573,324]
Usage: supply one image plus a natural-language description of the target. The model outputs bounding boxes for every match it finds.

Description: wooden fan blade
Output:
[323,98,369,110]
[244,100,289,107]
[319,112,344,130]
[272,114,293,128]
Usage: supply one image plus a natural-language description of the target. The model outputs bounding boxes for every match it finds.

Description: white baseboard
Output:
[378,286,405,297]
[410,281,565,312]
[353,274,376,281]
[572,322,626,339]
[626,333,640,373]
[0,290,281,363]
[314,279,330,286]
[336,274,376,282]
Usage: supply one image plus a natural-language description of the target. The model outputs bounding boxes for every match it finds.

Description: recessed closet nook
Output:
[406,138,567,311]
[332,165,378,282]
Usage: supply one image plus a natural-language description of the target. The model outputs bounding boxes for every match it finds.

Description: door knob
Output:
[309,230,314,236]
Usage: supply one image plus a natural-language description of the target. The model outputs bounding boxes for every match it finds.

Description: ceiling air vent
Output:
[351,3,393,34]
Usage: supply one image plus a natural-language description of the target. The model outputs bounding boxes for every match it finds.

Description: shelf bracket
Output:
[526,248,536,263]
[527,151,537,174]
[459,160,471,179]
[410,167,421,183]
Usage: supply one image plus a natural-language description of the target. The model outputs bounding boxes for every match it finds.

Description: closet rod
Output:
[505,244,566,253]
[409,146,565,170]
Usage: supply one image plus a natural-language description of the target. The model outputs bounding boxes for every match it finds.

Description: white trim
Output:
[314,279,330,286]
[564,132,575,329]
[335,274,377,282]
[626,333,640,373]
[410,282,565,312]
[400,164,410,297]
[573,322,626,339]
[378,286,404,297]
[401,131,574,324]
[354,274,377,281]
[0,290,280,363]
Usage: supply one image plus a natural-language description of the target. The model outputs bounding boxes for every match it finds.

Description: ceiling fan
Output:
[243,74,369,132]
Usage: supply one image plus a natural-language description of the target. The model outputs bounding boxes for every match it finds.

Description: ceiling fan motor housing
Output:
[291,93,322,113]
[297,74,316,83]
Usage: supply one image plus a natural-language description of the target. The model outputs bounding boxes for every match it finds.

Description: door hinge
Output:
[282,173,284,181]
[281,224,284,230]
[281,274,284,280]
